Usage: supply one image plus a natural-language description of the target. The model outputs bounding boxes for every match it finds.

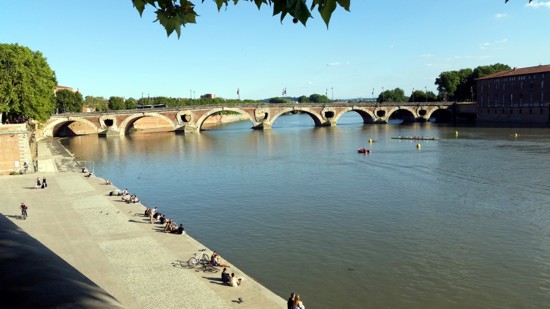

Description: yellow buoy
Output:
[514,133,518,138]
[416,143,421,150]
[455,130,459,137]
[368,138,373,143]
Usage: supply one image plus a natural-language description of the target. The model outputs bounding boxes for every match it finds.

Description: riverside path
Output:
[0,140,285,308]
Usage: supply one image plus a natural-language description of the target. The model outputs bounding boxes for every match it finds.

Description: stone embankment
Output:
[0,140,284,308]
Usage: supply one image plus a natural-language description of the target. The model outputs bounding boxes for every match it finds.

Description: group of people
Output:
[221,267,243,287]
[35,177,47,189]
[142,207,185,235]
[288,292,306,309]
[122,193,140,204]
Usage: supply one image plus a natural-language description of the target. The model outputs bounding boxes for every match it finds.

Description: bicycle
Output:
[187,249,210,268]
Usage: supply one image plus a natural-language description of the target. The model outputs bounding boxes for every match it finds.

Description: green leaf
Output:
[317,0,336,26]
[336,0,350,11]
[133,0,147,16]
[155,10,182,37]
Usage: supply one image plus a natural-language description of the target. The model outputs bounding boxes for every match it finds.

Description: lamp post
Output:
[425,87,428,103]
[382,87,384,103]
[331,87,334,101]
[372,88,374,102]
[412,88,415,103]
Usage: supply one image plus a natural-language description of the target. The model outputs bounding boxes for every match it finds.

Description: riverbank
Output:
[0,139,285,308]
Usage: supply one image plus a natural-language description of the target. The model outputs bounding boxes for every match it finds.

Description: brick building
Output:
[476,64,550,122]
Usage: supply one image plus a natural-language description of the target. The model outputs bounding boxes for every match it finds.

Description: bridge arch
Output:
[43,117,99,137]
[386,107,417,123]
[118,113,176,135]
[425,107,454,122]
[333,107,376,124]
[269,107,325,127]
[195,107,255,131]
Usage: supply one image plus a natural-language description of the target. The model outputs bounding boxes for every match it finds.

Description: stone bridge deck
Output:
[42,102,466,138]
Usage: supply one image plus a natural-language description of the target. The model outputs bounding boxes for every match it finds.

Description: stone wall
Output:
[0,124,32,175]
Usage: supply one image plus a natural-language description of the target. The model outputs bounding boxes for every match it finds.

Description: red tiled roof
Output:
[476,64,550,80]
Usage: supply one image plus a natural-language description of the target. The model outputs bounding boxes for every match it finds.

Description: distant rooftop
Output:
[476,64,550,80]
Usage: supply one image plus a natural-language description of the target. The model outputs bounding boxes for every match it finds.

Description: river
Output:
[60,113,550,309]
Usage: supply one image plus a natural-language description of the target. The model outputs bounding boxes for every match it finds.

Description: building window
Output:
[510,109,513,114]
[529,109,532,114]
[519,109,522,114]
[541,109,544,114]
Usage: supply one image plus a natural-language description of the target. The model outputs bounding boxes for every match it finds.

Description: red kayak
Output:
[357,148,371,154]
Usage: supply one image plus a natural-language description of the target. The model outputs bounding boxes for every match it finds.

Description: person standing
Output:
[20,203,28,220]
[42,176,47,189]
[287,293,296,309]
[35,177,41,190]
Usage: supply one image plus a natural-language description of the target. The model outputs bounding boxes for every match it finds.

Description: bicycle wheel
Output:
[201,253,210,264]
[187,257,198,268]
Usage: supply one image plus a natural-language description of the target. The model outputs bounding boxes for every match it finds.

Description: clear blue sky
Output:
[1,1,549,100]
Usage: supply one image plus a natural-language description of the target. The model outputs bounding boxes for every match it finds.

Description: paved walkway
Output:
[0,142,284,308]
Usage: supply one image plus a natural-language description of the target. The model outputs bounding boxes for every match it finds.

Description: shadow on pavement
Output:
[0,214,124,308]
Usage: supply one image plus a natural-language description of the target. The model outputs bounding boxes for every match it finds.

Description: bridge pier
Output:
[252,122,271,130]
[98,128,121,137]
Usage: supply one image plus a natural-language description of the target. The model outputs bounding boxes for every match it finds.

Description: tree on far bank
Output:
[435,68,472,102]
[132,0,351,38]
[0,44,57,123]
[435,64,511,102]
[377,88,407,103]
[309,93,330,103]
[269,97,289,103]
[55,89,83,113]
[125,97,137,109]
[409,90,437,103]
[297,95,310,103]
[108,96,126,110]
[85,96,109,112]
[472,63,511,80]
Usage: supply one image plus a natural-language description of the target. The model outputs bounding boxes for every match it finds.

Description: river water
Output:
[61,113,550,309]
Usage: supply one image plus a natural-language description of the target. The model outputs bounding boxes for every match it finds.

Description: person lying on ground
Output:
[84,172,94,177]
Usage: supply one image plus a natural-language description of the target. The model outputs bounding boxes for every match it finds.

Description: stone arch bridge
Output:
[43,102,461,137]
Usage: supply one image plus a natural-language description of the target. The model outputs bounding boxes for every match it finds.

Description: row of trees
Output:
[434,64,511,102]
[376,88,438,103]
[269,94,331,103]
